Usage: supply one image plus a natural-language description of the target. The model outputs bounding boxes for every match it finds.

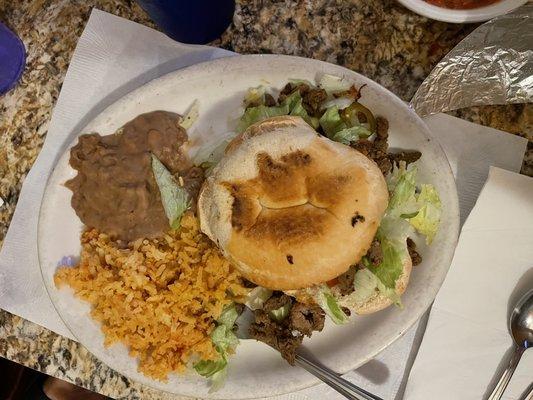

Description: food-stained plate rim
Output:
[38,54,460,399]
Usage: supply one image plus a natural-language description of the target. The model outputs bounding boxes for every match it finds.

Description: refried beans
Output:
[66,110,199,242]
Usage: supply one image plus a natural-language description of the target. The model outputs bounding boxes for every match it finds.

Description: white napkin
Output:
[405,167,533,400]
[0,9,527,400]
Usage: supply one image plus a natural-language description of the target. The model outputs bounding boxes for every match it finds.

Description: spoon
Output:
[236,306,384,400]
[487,289,533,400]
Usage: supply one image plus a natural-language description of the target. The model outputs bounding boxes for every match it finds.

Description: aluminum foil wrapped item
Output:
[411,4,533,117]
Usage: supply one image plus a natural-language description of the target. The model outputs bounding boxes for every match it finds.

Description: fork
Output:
[236,306,385,400]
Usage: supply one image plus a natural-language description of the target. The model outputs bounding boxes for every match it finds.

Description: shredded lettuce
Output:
[409,184,442,244]
[366,177,414,308]
[387,162,442,243]
[319,106,346,138]
[352,268,379,305]
[369,239,405,290]
[319,105,371,143]
[180,100,199,130]
[369,216,411,308]
[269,303,291,322]
[346,266,402,309]
[210,367,228,392]
[318,74,351,94]
[288,93,320,129]
[212,304,239,352]
[194,357,227,378]
[378,214,412,244]
[317,286,349,324]
[194,304,240,390]
[360,161,441,307]
[236,103,289,133]
[151,154,190,229]
[238,77,367,140]
[237,91,318,133]
[376,279,402,307]
[331,125,373,145]
[211,324,239,352]
[322,96,354,111]
[243,86,266,107]
[217,303,239,329]
[387,163,419,218]
[245,286,273,310]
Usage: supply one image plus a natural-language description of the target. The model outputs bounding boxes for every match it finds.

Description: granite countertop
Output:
[0,0,531,399]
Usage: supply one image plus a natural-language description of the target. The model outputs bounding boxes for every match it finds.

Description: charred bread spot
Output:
[256,152,291,183]
[245,207,327,246]
[223,182,260,232]
[351,212,365,227]
[307,173,352,208]
[286,255,294,264]
[280,150,312,167]
[257,150,311,183]
[255,151,312,206]
[230,196,245,231]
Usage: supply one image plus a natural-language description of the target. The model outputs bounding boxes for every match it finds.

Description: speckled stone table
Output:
[0,0,531,398]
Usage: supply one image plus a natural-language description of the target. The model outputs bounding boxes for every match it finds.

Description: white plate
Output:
[397,0,527,23]
[38,54,459,399]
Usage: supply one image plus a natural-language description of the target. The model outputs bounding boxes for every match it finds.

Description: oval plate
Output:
[38,54,459,399]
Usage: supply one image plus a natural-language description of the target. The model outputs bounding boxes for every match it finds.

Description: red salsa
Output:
[425,0,501,9]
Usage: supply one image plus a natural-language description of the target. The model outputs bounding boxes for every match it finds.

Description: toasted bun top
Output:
[198,116,388,290]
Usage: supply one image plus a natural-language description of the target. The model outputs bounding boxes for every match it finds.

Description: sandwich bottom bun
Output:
[335,254,413,315]
[285,254,412,315]
[198,116,389,290]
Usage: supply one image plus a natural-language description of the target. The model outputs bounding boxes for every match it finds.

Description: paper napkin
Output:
[405,167,533,400]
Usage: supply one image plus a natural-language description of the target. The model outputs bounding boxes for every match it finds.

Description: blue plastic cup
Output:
[0,22,26,96]
[135,0,235,44]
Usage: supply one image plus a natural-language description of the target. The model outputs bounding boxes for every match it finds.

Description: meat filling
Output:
[249,292,325,364]
[367,239,383,266]
[407,238,422,266]
[249,84,422,177]
[336,236,423,297]
[290,302,325,337]
[351,116,392,175]
[278,83,328,117]
[350,115,422,174]
[337,266,357,296]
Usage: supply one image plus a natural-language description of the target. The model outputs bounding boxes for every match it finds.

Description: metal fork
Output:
[236,306,385,400]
